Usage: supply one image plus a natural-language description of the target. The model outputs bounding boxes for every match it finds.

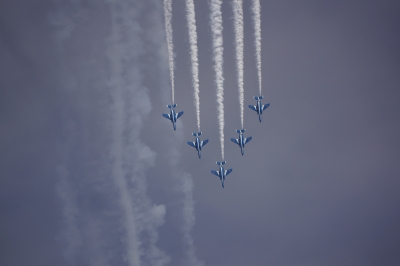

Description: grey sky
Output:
[1,0,400,265]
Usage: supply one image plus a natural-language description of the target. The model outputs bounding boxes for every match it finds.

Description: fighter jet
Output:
[162,104,184,130]
[231,129,252,156]
[211,161,232,188]
[187,132,209,158]
[248,96,270,122]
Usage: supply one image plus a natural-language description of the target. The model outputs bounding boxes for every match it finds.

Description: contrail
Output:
[108,6,141,265]
[163,0,175,104]
[108,2,170,266]
[210,0,225,160]
[148,1,204,265]
[185,0,201,132]
[252,0,262,96]
[232,0,245,129]
[52,1,171,265]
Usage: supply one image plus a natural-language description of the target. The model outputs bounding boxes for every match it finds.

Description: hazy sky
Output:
[1,0,400,265]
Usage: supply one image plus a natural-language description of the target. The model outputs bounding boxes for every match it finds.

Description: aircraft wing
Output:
[244,136,252,144]
[176,111,184,119]
[225,169,232,176]
[162,113,171,119]
[211,170,220,177]
[230,138,239,145]
[187,142,196,148]
[248,105,257,112]
[262,103,270,111]
[201,139,208,147]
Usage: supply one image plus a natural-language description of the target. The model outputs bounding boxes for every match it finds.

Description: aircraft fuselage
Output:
[170,108,177,130]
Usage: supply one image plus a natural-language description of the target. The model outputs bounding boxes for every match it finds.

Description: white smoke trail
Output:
[108,6,141,265]
[252,0,262,96]
[168,130,205,266]
[108,2,170,266]
[185,0,201,132]
[52,1,170,265]
[147,0,205,264]
[232,0,245,129]
[163,0,175,104]
[210,0,225,160]
[180,173,205,266]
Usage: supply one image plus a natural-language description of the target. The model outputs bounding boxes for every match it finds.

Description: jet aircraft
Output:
[187,132,209,158]
[211,161,232,188]
[248,96,270,122]
[162,104,184,130]
[231,129,252,156]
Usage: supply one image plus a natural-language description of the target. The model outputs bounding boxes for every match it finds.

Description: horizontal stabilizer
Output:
[236,129,241,134]
[248,105,257,111]
[167,104,177,109]
[225,169,232,176]
[245,136,252,144]
[176,111,184,119]
[201,139,209,147]
[192,132,202,137]
[162,113,170,119]
[211,170,219,177]
[187,142,196,148]
[253,96,259,100]
[262,103,270,111]
[231,138,239,145]
[259,95,263,100]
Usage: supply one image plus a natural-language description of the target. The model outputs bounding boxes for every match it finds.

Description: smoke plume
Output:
[163,0,175,104]
[209,0,225,160]
[252,0,262,96]
[185,0,201,132]
[232,0,245,129]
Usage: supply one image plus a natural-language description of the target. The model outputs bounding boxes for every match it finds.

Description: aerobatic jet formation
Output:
[211,161,232,188]
[162,104,184,131]
[187,132,209,158]
[231,129,252,156]
[248,96,270,122]
[160,0,272,188]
